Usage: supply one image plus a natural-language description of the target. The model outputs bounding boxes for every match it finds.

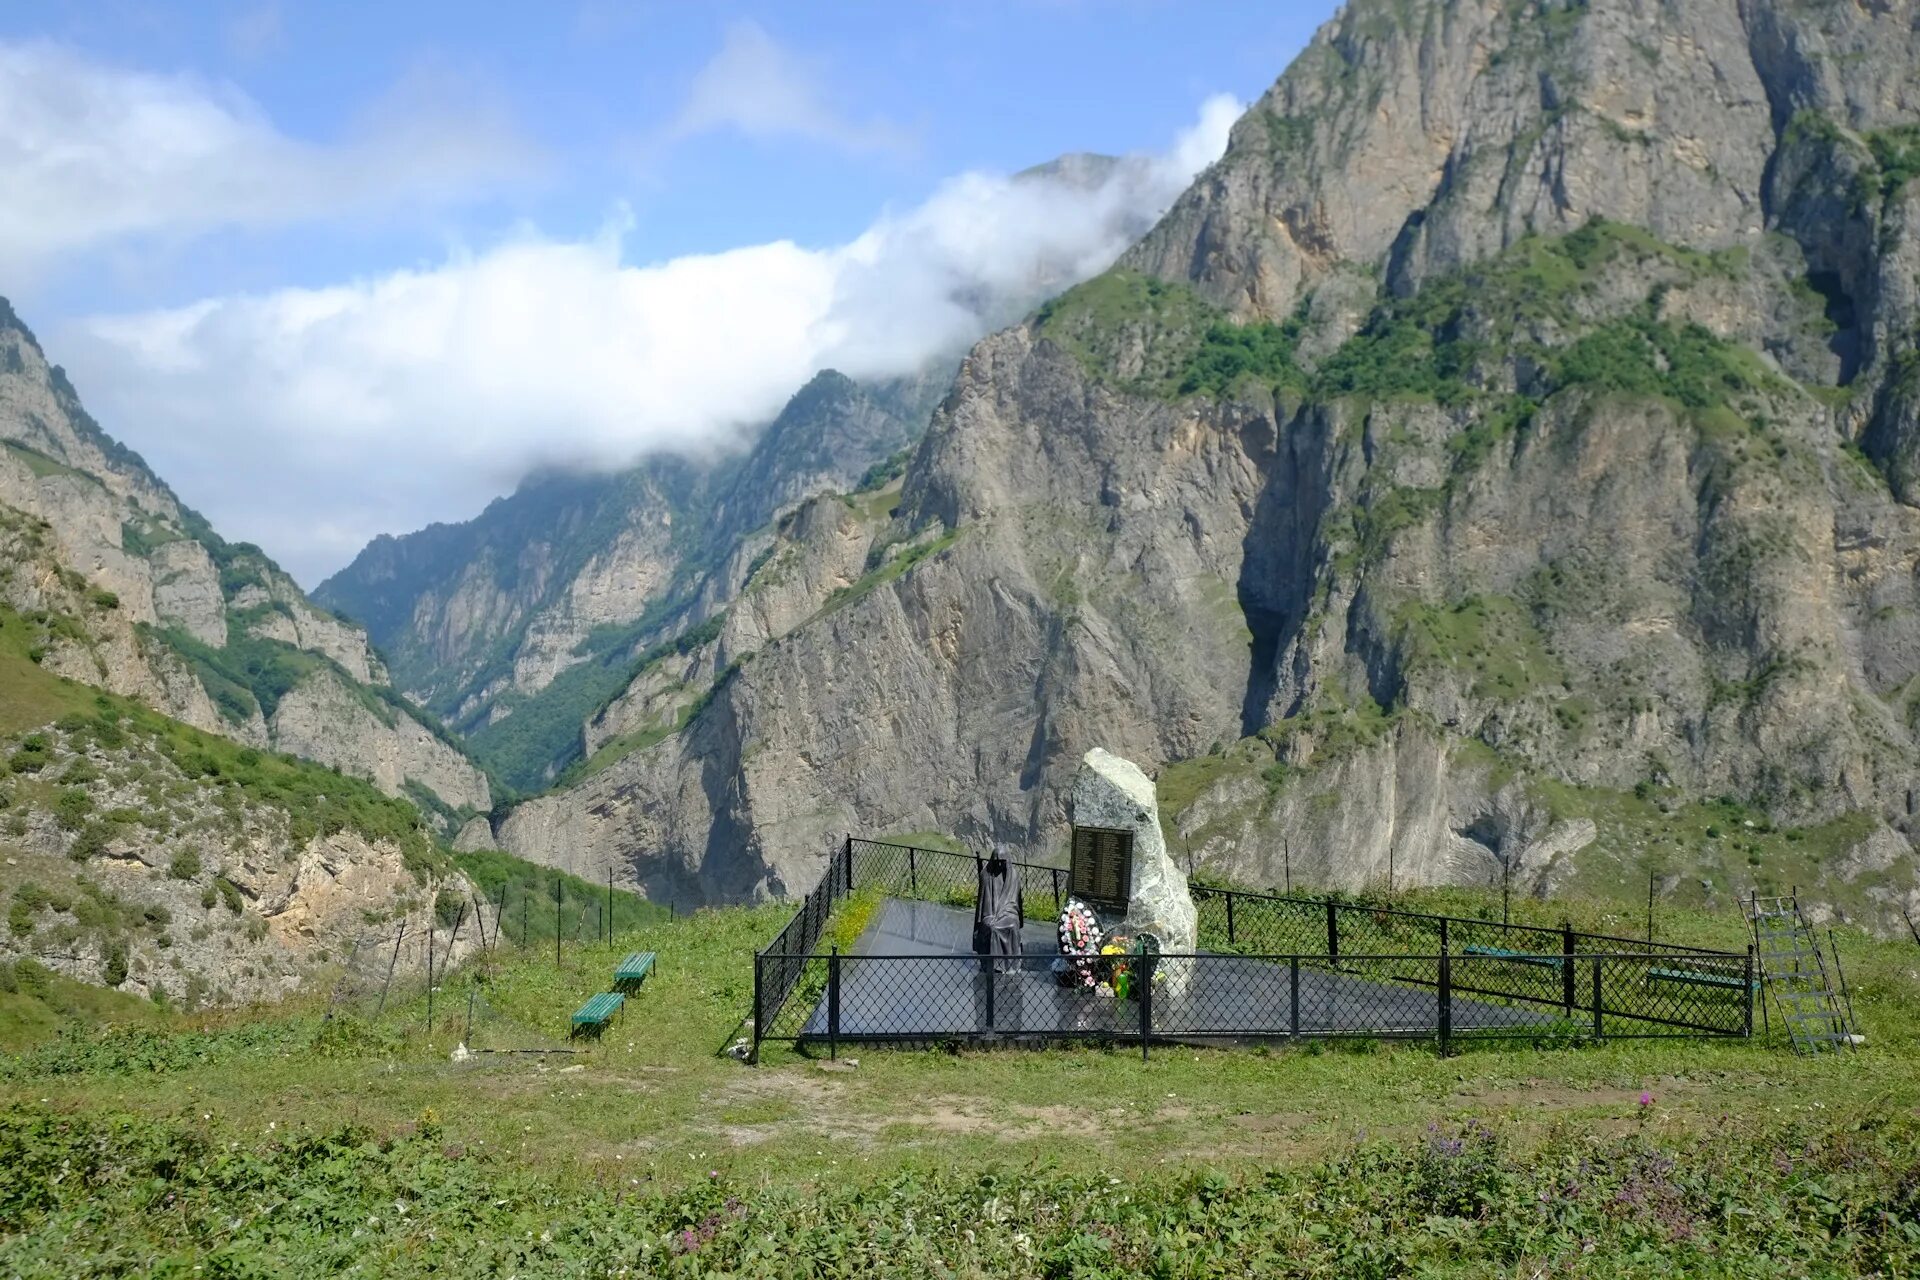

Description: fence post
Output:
[426,906,436,1037]
[828,945,841,1062]
[1438,948,1452,1057]
[1561,925,1576,1015]
[1051,868,1061,914]
[1744,944,1756,1039]
[844,835,855,892]
[1591,957,1604,1040]
[1227,893,1237,947]
[984,959,996,1035]
[1289,956,1300,1039]
[1139,952,1153,1063]
[909,847,919,897]
[377,921,406,1017]
[607,867,614,946]
[465,987,475,1046]
[750,953,764,1065]
[1326,900,1339,965]
[554,878,562,966]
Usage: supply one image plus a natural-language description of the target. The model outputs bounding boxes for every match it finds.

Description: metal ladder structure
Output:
[1746,891,1856,1055]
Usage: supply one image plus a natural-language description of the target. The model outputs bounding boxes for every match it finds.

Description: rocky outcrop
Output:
[490,0,1920,936]
[269,670,490,816]
[232,575,384,685]
[150,540,226,646]
[581,486,898,757]
[318,370,944,790]
[0,716,477,1007]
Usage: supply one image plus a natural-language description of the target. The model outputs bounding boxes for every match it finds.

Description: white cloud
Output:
[60,93,1242,585]
[0,40,536,279]
[664,21,913,155]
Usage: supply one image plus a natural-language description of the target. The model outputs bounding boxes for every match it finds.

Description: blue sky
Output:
[0,2,1334,580]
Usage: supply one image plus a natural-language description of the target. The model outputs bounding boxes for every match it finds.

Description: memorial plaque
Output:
[1069,825,1133,910]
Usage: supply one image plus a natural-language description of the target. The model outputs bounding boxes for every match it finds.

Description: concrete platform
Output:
[800,898,1554,1043]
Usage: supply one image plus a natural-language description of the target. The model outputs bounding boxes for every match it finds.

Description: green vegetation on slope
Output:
[0,611,103,735]
[462,656,641,795]
[0,958,167,1054]
[150,623,328,724]
[1867,123,1920,199]
[464,611,732,796]
[1314,220,1764,412]
[0,604,446,874]
[451,849,669,946]
[0,884,1916,1276]
[1043,221,1771,422]
[1394,595,1565,701]
[5,1100,1916,1277]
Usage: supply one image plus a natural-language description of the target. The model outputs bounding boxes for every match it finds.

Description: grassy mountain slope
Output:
[1,884,1916,1274]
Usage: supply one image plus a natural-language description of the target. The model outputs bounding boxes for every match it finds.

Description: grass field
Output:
[3,890,1919,1276]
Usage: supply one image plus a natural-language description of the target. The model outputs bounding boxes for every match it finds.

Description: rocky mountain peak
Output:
[486,0,1920,936]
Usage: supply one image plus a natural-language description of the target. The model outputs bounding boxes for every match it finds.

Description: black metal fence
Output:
[750,838,1755,1059]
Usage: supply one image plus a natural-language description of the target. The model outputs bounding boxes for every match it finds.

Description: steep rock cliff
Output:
[495,0,1920,934]
[319,369,944,791]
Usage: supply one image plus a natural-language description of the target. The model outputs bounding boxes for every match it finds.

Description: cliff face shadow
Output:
[1236,408,1334,738]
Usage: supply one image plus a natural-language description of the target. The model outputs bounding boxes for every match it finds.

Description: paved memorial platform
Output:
[800,898,1555,1043]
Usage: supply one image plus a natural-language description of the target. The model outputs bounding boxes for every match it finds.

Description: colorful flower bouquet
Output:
[1056,899,1103,988]
[1056,899,1164,999]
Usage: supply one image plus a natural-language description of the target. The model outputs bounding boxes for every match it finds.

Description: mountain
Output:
[316,365,951,793]
[0,300,488,822]
[488,0,1920,934]
[316,147,1180,795]
[0,299,496,1004]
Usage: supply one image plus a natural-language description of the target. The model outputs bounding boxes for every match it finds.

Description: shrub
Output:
[67,822,110,861]
[102,939,128,987]
[13,956,49,996]
[168,849,202,881]
[8,734,51,774]
[52,787,92,831]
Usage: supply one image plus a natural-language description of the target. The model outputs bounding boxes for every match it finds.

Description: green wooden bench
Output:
[614,951,657,992]
[571,992,625,1038]
[1648,966,1754,993]
[1463,944,1564,970]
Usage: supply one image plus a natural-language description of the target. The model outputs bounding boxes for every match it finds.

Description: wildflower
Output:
[1638,1091,1654,1108]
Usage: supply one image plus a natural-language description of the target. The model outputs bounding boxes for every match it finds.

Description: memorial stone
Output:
[1068,748,1197,975]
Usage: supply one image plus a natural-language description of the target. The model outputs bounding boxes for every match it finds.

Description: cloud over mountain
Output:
[61,94,1241,584]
